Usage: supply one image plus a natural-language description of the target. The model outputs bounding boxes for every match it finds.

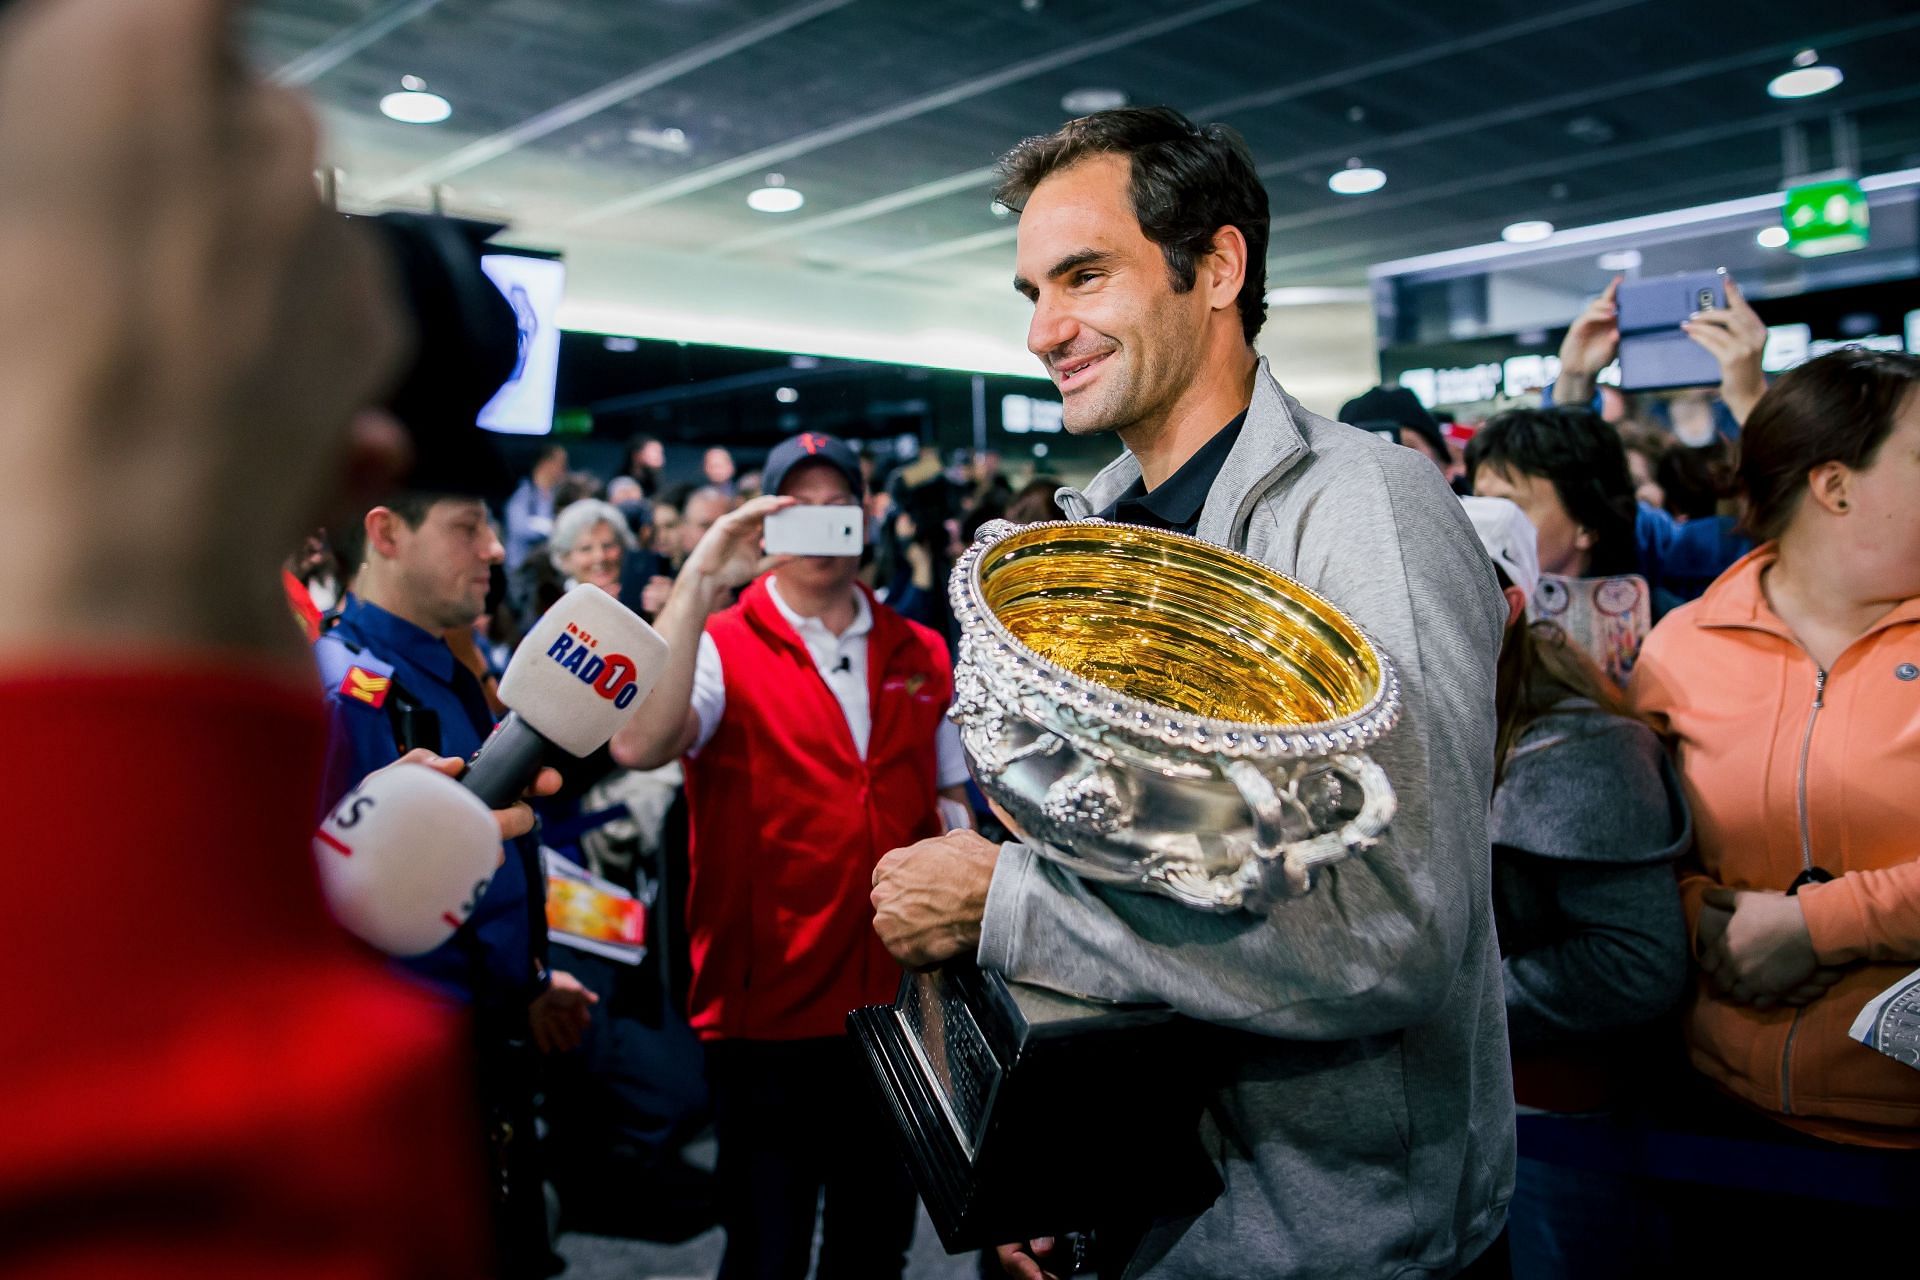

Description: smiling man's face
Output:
[1013,154,1214,438]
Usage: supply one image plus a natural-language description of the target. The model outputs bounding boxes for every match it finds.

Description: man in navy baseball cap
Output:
[611,425,968,1278]
[761,430,865,502]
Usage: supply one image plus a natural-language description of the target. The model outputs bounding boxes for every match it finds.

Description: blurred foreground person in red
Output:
[0,1,487,1276]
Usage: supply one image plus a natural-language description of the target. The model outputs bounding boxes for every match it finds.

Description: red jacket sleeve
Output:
[0,663,488,1279]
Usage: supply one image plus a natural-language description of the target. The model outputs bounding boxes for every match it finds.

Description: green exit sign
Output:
[1783,179,1869,257]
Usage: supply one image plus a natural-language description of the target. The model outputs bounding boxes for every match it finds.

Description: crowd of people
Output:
[8,6,1918,1280]
[281,425,1065,1276]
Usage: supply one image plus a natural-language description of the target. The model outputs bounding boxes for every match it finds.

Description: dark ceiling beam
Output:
[711,0,1656,258]
[871,109,1919,292]
[853,41,1920,284]
[1255,11,1920,188]
[1263,80,1920,238]
[564,0,1265,228]
[273,0,445,87]
[1260,138,1920,283]
[365,0,857,203]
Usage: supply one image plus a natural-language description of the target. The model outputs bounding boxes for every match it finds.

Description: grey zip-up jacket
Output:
[977,360,1514,1279]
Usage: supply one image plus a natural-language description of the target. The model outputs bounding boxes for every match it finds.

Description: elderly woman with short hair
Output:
[550,498,636,596]
[519,499,671,629]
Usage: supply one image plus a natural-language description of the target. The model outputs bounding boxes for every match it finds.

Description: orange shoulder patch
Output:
[340,666,392,709]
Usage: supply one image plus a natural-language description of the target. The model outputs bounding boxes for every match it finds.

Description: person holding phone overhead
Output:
[1545,273,1761,614]
[1552,272,1769,425]
[611,431,972,1280]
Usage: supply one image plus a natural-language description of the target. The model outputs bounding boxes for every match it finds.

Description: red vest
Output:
[683,578,952,1041]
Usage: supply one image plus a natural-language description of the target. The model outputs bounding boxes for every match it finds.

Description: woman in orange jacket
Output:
[1630,348,1920,1148]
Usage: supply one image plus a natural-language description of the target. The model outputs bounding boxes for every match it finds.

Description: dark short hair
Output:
[1738,348,1920,541]
[995,106,1270,345]
[332,491,454,573]
[1657,437,1737,522]
[1466,407,1639,578]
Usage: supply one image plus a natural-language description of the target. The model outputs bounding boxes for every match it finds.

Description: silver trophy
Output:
[854,516,1404,1253]
[949,517,1401,914]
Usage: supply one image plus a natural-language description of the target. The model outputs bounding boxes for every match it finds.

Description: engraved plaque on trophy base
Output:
[849,962,1220,1254]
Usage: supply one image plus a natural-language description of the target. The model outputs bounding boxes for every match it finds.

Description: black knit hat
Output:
[1339,385,1452,462]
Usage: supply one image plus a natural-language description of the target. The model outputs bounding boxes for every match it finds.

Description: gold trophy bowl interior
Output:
[976,522,1381,731]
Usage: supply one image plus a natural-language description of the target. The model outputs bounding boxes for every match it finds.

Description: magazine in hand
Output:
[543,847,650,965]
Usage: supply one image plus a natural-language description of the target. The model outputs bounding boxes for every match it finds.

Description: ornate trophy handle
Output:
[1223,753,1397,912]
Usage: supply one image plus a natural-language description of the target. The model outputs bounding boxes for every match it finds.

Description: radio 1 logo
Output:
[546,621,641,709]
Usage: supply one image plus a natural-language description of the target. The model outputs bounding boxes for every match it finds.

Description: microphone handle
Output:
[461,711,555,810]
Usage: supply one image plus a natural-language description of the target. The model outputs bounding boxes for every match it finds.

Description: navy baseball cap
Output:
[762,431,864,500]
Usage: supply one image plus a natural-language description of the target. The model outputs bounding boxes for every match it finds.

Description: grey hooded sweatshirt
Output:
[977,360,1514,1279]
[1492,700,1692,1052]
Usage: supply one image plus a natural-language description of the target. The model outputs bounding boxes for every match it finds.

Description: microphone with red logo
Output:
[315,762,504,957]
[461,584,670,808]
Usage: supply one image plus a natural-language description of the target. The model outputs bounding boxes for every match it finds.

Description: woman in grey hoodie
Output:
[1466,496,1690,1279]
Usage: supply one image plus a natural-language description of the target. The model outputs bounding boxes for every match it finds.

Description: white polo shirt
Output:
[690,579,969,788]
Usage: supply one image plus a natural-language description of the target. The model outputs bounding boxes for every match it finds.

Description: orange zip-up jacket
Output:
[1629,547,1920,1146]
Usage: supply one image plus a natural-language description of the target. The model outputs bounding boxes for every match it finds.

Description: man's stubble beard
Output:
[402,566,487,633]
[1061,350,1140,438]
[1060,311,1204,440]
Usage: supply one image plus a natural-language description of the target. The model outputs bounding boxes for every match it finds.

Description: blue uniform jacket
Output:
[317,596,546,1013]
[1635,502,1753,617]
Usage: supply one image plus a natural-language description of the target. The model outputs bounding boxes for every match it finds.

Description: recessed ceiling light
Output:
[1596,249,1643,271]
[1768,50,1843,99]
[1757,225,1791,249]
[775,386,799,404]
[380,86,452,125]
[747,173,803,213]
[1501,220,1554,243]
[748,187,804,213]
[1061,87,1128,115]
[1328,158,1386,196]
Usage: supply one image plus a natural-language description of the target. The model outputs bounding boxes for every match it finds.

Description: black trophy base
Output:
[850,963,1220,1255]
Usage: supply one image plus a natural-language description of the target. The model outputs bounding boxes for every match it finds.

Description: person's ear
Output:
[1503,584,1528,630]
[365,507,405,561]
[1805,461,1853,516]
[1201,225,1248,315]
[1572,525,1597,551]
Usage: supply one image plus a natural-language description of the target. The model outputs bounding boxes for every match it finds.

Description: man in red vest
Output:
[613,432,971,1280]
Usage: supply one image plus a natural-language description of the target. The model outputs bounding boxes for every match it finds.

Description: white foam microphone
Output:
[314,763,503,957]
[461,583,670,808]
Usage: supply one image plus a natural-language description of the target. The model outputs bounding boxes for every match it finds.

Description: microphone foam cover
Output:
[500,583,669,757]
[314,763,503,957]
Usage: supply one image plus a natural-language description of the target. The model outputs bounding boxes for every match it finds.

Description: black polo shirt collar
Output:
[1098,411,1247,535]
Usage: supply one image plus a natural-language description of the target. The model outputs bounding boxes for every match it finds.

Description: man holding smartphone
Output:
[612,431,971,1280]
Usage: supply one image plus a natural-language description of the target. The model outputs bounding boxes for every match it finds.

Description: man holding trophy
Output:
[867,108,1514,1279]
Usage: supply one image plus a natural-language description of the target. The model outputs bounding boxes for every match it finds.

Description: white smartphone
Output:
[763,504,865,557]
